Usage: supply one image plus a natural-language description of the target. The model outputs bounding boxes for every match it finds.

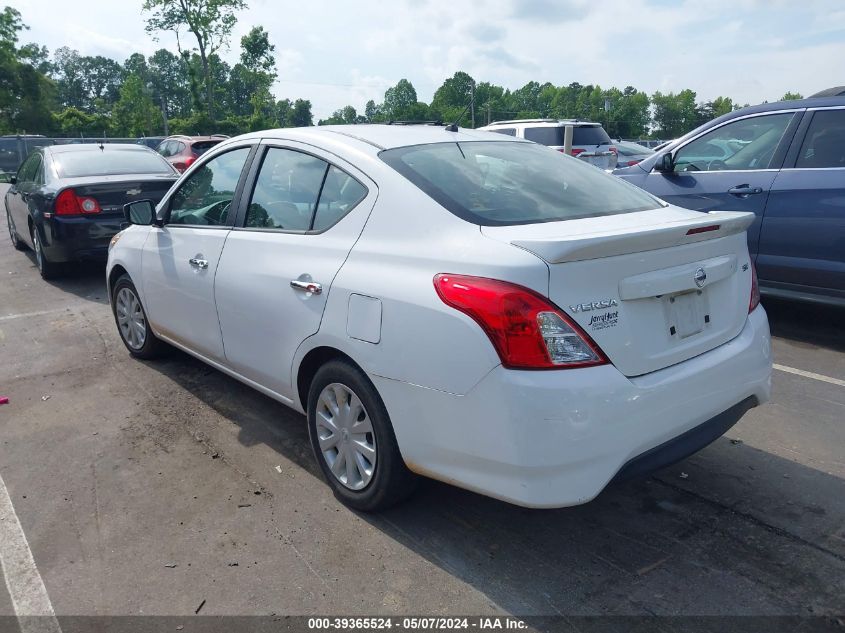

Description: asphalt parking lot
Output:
[0,190,843,621]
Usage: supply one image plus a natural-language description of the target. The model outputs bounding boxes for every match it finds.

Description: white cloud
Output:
[7,0,844,121]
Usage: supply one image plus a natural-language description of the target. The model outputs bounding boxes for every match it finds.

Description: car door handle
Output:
[728,185,763,196]
[188,257,208,269]
[290,280,323,294]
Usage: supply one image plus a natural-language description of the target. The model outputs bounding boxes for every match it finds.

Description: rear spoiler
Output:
[510,211,754,264]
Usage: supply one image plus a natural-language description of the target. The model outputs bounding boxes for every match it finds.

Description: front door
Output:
[630,111,798,257]
[214,142,375,399]
[141,145,253,361]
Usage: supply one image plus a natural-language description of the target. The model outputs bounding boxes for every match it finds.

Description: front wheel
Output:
[112,274,167,359]
[307,360,417,511]
[6,205,25,251]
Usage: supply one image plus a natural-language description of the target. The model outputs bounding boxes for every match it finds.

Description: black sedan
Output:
[4,144,179,279]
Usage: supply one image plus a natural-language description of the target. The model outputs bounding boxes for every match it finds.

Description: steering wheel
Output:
[204,199,231,224]
[707,159,728,171]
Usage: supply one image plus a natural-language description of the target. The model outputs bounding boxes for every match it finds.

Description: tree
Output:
[431,71,475,125]
[112,74,160,136]
[382,79,418,120]
[287,98,313,127]
[143,0,247,120]
[651,89,699,138]
[780,91,803,101]
[364,99,379,122]
[149,48,191,118]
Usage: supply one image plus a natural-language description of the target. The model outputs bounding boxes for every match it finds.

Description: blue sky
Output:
[8,0,845,120]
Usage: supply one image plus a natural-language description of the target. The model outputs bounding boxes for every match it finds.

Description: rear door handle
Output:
[290,280,322,294]
[189,257,208,269]
[728,185,763,197]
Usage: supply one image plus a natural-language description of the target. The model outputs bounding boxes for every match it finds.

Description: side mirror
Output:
[124,199,155,225]
[653,153,674,173]
[9,175,17,185]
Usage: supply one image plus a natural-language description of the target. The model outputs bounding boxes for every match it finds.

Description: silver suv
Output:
[478,119,618,169]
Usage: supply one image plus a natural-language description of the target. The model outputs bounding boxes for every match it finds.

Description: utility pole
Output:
[470,81,475,129]
[160,93,169,136]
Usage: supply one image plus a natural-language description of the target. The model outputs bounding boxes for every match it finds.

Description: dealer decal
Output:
[588,310,619,331]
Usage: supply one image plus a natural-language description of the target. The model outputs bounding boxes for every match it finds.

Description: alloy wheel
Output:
[115,287,147,350]
[315,382,377,490]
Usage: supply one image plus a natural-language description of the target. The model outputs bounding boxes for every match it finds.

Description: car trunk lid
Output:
[59,174,177,216]
[481,207,756,376]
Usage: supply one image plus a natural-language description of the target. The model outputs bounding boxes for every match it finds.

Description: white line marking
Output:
[0,309,67,322]
[0,473,61,633]
[774,363,845,388]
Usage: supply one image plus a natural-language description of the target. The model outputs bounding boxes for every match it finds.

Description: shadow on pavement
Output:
[145,348,845,617]
[763,296,845,353]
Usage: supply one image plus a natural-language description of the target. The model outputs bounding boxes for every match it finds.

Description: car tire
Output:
[111,274,167,359]
[30,224,61,279]
[307,360,417,511]
[6,205,25,251]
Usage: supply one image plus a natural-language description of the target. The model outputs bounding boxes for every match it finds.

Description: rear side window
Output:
[54,149,175,178]
[380,141,661,226]
[312,166,367,231]
[489,128,516,137]
[191,140,222,156]
[796,110,845,168]
[524,127,563,146]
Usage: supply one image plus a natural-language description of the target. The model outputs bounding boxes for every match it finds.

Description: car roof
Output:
[735,95,845,116]
[482,119,602,129]
[223,124,525,151]
[47,143,154,154]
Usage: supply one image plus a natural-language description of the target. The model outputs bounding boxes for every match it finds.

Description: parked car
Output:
[0,135,54,178]
[5,143,179,279]
[155,134,228,172]
[109,124,771,511]
[136,136,167,150]
[614,96,845,307]
[613,140,655,167]
[478,119,618,169]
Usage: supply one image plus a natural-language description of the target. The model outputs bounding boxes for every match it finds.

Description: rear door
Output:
[141,145,255,361]
[6,152,42,247]
[626,111,800,257]
[757,107,845,300]
[214,141,376,399]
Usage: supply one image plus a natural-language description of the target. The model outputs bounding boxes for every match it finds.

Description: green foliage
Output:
[780,91,803,101]
[52,107,108,137]
[111,74,161,136]
[143,0,246,119]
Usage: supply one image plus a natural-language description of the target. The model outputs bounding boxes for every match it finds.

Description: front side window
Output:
[795,110,845,168]
[168,147,251,226]
[17,153,40,182]
[380,140,661,226]
[673,113,794,172]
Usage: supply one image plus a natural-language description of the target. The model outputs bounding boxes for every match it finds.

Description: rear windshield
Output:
[191,140,223,156]
[523,125,611,146]
[380,141,662,226]
[55,149,176,178]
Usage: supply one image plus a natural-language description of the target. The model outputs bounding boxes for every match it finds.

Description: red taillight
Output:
[433,274,608,369]
[570,148,585,156]
[624,159,641,166]
[54,189,101,216]
[184,155,197,169]
[749,264,760,313]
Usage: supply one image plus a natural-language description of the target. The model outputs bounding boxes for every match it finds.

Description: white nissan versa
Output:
[107,124,772,511]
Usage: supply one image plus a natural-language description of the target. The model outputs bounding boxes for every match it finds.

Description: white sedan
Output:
[107,124,772,511]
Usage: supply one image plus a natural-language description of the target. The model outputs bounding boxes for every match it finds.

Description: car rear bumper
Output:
[372,307,772,508]
[40,215,124,262]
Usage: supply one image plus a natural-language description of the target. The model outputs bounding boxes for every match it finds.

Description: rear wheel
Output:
[30,224,61,279]
[112,274,167,359]
[6,205,25,251]
[307,360,417,511]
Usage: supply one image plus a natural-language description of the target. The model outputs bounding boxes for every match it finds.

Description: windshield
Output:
[55,149,175,178]
[380,141,662,226]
